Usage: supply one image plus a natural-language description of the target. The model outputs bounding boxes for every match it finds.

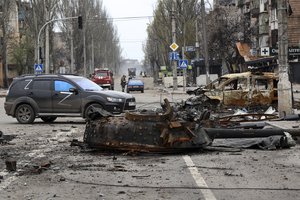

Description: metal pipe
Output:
[204,128,300,139]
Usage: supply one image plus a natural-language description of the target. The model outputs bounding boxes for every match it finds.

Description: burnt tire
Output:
[41,116,57,123]
[15,104,35,124]
[85,103,103,119]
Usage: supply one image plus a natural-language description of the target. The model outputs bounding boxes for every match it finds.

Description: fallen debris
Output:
[0,131,16,144]
[5,159,17,171]
[79,98,299,153]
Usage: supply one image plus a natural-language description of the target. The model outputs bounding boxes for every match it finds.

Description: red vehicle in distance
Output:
[91,68,114,90]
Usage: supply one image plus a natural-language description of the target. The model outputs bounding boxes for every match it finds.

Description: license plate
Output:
[129,102,136,106]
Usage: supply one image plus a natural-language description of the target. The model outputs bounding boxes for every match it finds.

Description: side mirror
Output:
[69,88,78,95]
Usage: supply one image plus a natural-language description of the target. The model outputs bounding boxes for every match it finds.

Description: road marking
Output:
[0,171,17,191]
[183,155,217,200]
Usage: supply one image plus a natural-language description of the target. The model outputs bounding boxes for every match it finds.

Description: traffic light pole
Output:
[36,16,79,74]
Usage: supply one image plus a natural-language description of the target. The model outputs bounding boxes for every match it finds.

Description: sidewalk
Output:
[0,89,7,98]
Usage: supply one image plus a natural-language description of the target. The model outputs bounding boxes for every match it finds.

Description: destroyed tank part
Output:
[218,113,278,125]
[186,86,205,95]
[204,128,300,139]
[184,95,221,113]
[125,98,173,122]
[83,114,212,152]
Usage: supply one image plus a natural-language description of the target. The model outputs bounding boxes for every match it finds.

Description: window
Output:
[54,80,74,92]
[32,80,51,90]
[224,79,238,90]
[237,78,247,90]
[255,79,268,90]
[95,72,108,77]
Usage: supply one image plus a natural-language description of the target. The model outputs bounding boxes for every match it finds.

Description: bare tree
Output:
[56,0,121,75]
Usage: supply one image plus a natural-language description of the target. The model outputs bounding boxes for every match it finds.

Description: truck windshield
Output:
[69,76,103,91]
[95,72,108,77]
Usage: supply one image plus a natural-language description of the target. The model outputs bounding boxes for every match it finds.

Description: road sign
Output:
[170,42,179,51]
[178,59,188,69]
[185,46,195,52]
[169,52,179,60]
[260,47,270,56]
[34,64,43,73]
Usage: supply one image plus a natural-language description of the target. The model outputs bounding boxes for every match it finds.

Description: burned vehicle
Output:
[80,99,299,153]
[187,72,278,110]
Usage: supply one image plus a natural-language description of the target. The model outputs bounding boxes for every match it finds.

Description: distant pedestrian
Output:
[121,75,127,92]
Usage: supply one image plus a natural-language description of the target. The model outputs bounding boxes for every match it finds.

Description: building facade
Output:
[216,0,300,82]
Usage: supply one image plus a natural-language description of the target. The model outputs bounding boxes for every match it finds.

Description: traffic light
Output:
[78,16,83,29]
[39,47,43,59]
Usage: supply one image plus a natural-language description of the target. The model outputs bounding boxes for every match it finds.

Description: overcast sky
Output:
[102,0,157,61]
[101,0,214,62]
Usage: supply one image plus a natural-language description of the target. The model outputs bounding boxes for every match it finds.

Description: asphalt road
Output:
[0,90,300,200]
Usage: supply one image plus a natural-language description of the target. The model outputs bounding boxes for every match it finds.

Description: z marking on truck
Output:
[58,92,73,106]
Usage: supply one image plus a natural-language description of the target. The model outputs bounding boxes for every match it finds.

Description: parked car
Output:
[187,71,278,108]
[4,74,136,124]
[91,68,114,90]
[127,79,144,93]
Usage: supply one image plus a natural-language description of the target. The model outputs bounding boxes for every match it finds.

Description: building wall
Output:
[288,0,300,47]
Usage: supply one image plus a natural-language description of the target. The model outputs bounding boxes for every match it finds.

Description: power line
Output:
[120,40,145,43]
[86,16,153,22]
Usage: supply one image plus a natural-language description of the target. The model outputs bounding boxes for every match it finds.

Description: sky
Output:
[102,0,157,61]
[101,0,214,62]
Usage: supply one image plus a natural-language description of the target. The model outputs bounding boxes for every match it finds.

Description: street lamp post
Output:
[36,16,79,74]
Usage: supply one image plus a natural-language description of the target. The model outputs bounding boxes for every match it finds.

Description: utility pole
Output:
[70,27,74,74]
[277,0,293,117]
[201,0,210,85]
[91,33,95,73]
[182,19,186,91]
[172,0,178,90]
[45,2,50,74]
[195,18,200,77]
[83,20,87,77]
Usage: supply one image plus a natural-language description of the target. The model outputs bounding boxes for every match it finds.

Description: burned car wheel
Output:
[40,116,57,123]
[85,103,104,119]
[15,104,35,124]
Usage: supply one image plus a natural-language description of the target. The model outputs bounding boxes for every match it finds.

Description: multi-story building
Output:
[0,0,21,87]
[216,0,300,82]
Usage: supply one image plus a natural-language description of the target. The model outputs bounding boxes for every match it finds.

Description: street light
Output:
[36,16,81,74]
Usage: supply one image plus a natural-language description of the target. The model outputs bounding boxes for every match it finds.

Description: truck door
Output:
[251,77,273,105]
[52,80,82,113]
[223,77,249,106]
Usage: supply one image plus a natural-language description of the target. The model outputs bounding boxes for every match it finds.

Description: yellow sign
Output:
[170,42,179,51]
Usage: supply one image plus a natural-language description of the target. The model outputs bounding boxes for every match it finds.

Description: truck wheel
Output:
[15,104,35,124]
[85,103,103,119]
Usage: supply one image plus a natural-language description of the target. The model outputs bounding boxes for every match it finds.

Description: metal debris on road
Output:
[80,98,300,153]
